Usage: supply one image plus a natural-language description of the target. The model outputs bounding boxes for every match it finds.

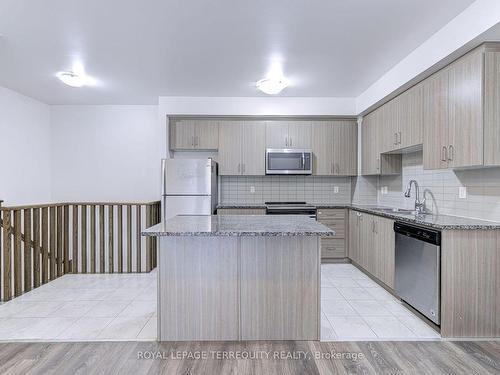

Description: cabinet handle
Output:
[336,163,339,174]
[290,137,293,147]
[238,163,241,173]
[242,164,245,174]
[448,145,454,161]
[191,136,194,147]
[285,136,288,147]
[394,133,398,145]
[441,146,447,162]
[398,131,402,145]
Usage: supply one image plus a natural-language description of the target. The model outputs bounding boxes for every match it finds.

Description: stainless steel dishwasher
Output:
[394,222,441,325]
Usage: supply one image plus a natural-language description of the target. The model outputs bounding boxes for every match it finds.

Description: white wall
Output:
[357,0,500,113]
[0,86,51,206]
[50,105,163,202]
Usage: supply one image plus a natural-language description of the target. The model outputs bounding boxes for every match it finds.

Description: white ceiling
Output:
[0,0,476,104]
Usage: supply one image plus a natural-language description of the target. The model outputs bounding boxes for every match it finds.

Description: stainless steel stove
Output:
[265,201,317,219]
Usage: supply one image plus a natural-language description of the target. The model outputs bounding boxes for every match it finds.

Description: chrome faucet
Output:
[404,180,426,214]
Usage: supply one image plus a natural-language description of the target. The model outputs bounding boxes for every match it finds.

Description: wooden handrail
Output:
[0,200,160,211]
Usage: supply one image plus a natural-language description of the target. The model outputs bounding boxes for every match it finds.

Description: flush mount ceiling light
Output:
[256,77,289,95]
[55,70,95,87]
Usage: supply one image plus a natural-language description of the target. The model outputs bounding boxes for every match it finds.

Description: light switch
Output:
[250,186,255,194]
[459,186,467,199]
[334,186,339,194]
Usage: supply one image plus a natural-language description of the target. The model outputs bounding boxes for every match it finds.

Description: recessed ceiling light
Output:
[56,70,95,87]
[256,77,289,95]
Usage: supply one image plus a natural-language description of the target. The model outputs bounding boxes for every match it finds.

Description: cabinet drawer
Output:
[319,219,345,238]
[321,238,346,259]
[217,208,266,215]
[317,209,345,220]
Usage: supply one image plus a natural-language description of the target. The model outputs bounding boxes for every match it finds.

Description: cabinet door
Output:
[398,83,424,149]
[288,121,312,148]
[218,122,242,175]
[380,98,399,153]
[448,49,484,168]
[348,211,360,263]
[375,216,395,289]
[265,121,289,148]
[332,120,358,176]
[361,111,381,175]
[194,120,219,150]
[423,69,449,170]
[170,120,195,150]
[311,122,334,175]
[360,214,377,274]
[241,121,266,175]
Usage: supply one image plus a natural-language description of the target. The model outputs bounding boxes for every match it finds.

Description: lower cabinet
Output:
[348,210,395,289]
[317,209,347,261]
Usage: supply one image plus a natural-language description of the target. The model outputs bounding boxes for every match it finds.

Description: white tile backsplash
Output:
[220,151,500,222]
[220,175,352,204]
[378,151,500,222]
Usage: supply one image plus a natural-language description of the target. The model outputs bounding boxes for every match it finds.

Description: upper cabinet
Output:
[312,120,357,176]
[218,121,266,175]
[361,110,402,176]
[423,44,500,170]
[378,84,423,154]
[169,119,219,151]
[265,121,311,149]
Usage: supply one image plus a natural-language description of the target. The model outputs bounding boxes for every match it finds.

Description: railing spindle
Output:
[41,207,48,284]
[117,205,123,273]
[72,205,78,273]
[13,210,21,297]
[56,206,63,277]
[108,205,114,273]
[90,205,96,273]
[49,206,56,280]
[23,209,32,293]
[64,205,69,273]
[81,205,87,273]
[99,205,105,273]
[136,205,141,272]
[2,210,12,301]
[127,205,132,273]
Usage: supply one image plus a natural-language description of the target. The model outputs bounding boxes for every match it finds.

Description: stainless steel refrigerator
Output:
[161,158,218,221]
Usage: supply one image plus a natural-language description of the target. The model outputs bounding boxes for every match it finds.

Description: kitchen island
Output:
[143,215,334,341]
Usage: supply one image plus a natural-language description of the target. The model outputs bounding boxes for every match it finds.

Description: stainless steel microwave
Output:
[266,149,313,175]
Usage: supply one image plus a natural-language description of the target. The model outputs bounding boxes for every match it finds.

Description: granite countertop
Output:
[348,205,500,230]
[142,215,335,237]
[216,202,500,230]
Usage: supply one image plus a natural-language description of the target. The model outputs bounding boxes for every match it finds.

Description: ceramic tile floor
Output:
[0,264,440,342]
[320,264,441,341]
[0,269,157,341]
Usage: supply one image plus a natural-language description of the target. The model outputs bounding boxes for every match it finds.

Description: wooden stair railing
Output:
[0,200,161,302]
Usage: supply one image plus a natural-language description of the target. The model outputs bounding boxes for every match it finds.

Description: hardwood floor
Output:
[0,340,498,374]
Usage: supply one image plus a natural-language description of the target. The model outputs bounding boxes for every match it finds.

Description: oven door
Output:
[266,149,312,175]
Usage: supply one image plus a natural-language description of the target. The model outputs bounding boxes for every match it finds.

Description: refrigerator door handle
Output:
[161,159,167,196]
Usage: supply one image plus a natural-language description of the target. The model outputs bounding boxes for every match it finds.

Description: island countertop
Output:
[142,214,335,237]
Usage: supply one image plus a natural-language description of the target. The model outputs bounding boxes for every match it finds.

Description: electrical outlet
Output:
[333,186,339,194]
[459,186,467,199]
[250,186,255,194]
[381,186,388,194]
